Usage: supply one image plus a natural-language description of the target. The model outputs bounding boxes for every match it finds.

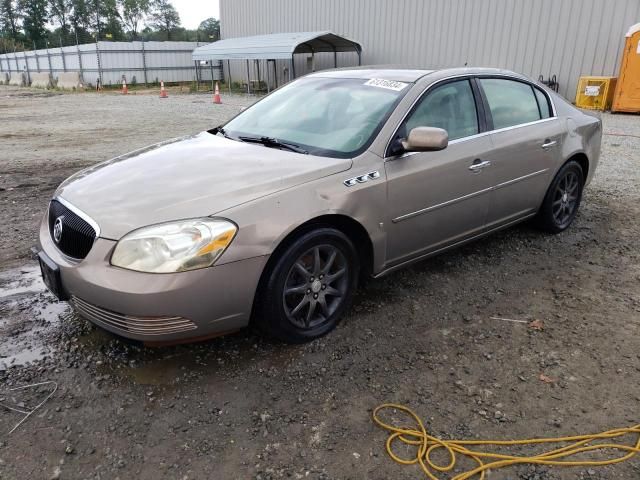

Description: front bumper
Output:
[39,216,268,342]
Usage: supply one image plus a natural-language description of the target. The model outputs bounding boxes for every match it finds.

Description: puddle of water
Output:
[37,300,69,321]
[0,264,304,377]
[0,305,71,368]
[122,353,207,385]
[0,265,43,299]
[4,344,48,366]
[121,339,304,387]
[0,263,71,369]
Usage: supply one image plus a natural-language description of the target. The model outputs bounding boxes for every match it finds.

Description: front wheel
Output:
[535,161,584,233]
[256,228,359,343]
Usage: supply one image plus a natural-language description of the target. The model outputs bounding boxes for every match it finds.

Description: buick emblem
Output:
[53,216,64,243]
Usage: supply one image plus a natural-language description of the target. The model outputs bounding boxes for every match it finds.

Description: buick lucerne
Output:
[38,67,602,343]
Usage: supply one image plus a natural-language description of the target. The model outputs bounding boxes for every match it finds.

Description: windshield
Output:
[222,77,410,158]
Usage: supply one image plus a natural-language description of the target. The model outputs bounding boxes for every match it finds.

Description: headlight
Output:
[111,218,237,273]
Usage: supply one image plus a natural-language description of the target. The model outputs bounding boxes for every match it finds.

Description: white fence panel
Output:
[0,41,222,87]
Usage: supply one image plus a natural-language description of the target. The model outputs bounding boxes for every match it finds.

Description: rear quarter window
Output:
[534,87,552,119]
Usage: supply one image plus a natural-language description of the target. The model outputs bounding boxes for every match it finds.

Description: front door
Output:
[384,78,494,266]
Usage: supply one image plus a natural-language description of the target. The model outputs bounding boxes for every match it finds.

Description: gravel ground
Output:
[1,85,640,480]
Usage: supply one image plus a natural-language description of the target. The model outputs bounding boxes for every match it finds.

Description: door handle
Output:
[468,160,492,172]
[541,140,557,150]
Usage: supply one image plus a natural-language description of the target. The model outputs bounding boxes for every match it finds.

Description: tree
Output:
[68,0,91,41]
[0,0,20,39]
[49,0,72,39]
[86,0,124,40]
[148,0,179,40]
[198,17,219,41]
[19,0,49,46]
[120,0,149,39]
[100,0,124,39]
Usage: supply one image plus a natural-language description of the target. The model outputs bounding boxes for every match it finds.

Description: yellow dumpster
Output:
[612,23,640,113]
[575,76,618,111]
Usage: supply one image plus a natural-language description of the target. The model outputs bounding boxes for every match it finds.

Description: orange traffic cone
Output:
[213,82,222,104]
[121,79,128,95]
[160,80,168,98]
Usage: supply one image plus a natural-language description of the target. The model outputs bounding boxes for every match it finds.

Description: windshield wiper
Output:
[210,125,232,139]
[238,136,308,154]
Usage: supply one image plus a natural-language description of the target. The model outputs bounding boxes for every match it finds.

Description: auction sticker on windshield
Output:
[364,78,409,91]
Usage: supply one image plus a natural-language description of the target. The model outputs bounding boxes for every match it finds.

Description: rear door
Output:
[478,78,563,228]
[384,78,494,266]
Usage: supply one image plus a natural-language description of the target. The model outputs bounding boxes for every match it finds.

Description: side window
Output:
[403,80,479,141]
[480,78,541,129]
[534,87,552,119]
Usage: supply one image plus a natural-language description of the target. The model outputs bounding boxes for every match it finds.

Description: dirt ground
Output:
[0,84,639,480]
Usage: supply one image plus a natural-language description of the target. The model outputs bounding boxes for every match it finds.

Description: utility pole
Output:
[76,29,84,84]
[95,0,102,86]
[95,0,101,41]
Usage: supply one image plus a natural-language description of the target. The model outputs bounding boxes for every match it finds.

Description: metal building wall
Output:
[220,0,640,99]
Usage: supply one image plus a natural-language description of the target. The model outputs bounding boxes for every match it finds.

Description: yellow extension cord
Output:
[373,404,640,480]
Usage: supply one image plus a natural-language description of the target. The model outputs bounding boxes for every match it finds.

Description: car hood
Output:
[56,132,352,239]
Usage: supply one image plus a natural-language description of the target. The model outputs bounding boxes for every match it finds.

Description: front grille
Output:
[48,200,97,259]
[72,296,197,336]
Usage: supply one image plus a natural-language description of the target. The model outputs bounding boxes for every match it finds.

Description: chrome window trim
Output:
[478,76,558,118]
[392,168,549,223]
[53,196,102,238]
[384,72,558,159]
[396,117,558,159]
[452,116,559,142]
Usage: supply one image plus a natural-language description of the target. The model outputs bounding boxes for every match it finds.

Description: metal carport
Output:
[192,31,362,93]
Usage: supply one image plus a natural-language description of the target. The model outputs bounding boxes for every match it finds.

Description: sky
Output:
[172,0,220,29]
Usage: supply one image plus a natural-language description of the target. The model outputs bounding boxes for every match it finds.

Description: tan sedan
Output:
[37,67,602,343]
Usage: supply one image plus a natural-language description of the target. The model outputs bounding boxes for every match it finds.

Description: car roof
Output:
[309,66,527,83]
[310,67,434,82]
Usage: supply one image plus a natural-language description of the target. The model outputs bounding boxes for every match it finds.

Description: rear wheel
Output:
[257,228,359,343]
[536,161,584,233]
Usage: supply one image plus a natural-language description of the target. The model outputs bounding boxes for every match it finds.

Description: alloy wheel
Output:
[552,171,580,227]
[282,245,349,329]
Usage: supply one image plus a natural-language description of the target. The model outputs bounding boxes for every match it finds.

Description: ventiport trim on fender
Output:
[392,169,549,223]
[343,171,381,187]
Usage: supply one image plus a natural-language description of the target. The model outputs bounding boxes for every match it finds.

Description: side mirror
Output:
[401,127,449,152]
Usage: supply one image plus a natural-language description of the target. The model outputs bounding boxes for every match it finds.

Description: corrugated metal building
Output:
[220,0,640,99]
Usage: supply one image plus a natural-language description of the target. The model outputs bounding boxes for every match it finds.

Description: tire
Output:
[256,228,359,343]
[535,161,584,234]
